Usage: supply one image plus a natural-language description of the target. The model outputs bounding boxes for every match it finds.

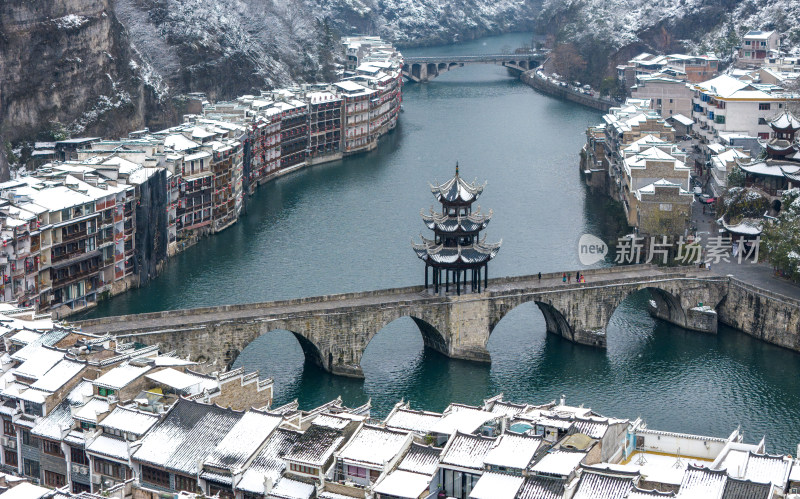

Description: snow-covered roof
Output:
[530,450,587,477]
[14,346,64,379]
[93,363,151,390]
[236,429,300,494]
[744,30,775,40]
[739,452,792,487]
[0,482,51,499]
[31,400,73,441]
[676,465,727,498]
[373,470,432,498]
[267,477,314,499]
[145,368,215,392]
[385,407,442,434]
[572,471,637,499]
[311,413,353,430]
[517,476,565,499]
[469,472,524,499]
[671,114,694,126]
[73,397,110,423]
[337,424,409,468]
[484,433,542,470]
[397,443,442,475]
[431,408,496,435]
[283,423,345,467]
[99,406,160,436]
[204,410,282,471]
[133,399,244,475]
[440,432,496,471]
[87,434,130,461]
[30,359,84,392]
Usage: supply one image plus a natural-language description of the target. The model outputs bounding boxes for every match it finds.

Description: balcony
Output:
[61,229,88,245]
[53,267,99,288]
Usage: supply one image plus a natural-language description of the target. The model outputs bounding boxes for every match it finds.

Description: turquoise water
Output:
[86,33,800,454]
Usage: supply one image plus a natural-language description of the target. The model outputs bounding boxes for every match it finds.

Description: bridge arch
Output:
[219,323,329,373]
[359,314,449,371]
[488,296,575,344]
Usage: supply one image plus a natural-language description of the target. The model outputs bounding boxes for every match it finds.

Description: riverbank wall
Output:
[718,278,800,351]
[520,71,615,112]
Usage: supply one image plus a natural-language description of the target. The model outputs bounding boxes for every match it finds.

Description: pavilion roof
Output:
[421,208,492,233]
[412,234,501,266]
[430,165,485,204]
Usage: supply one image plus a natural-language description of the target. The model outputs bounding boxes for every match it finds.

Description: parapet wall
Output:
[520,71,615,112]
[74,264,657,327]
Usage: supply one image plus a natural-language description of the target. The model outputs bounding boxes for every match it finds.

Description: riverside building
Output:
[0,37,402,317]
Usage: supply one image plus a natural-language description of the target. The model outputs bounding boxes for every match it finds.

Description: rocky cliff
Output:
[0,0,540,148]
[534,0,800,85]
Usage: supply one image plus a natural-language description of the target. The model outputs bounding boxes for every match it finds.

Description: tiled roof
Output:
[517,476,565,499]
[384,407,442,434]
[397,443,441,475]
[283,424,344,467]
[721,477,773,499]
[30,400,72,441]
[133,399,243,475]
[236,429,300,494]
[439,431,496,471]
[204,410,282,471]
[572,471,635,499]
[484,433,542,470]
[676,465,728,499]
[337,424,409,468]
[99,406,159,436]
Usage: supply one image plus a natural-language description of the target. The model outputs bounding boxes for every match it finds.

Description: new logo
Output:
[578,234,608,265]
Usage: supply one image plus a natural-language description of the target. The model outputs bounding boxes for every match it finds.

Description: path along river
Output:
[86,33,800,453]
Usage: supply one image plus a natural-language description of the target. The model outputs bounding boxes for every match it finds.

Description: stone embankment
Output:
[520,70,616,112]
[718,277,800,351]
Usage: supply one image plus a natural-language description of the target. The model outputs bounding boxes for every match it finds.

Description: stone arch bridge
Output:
[402,53,547,82]
[74,265,728,379]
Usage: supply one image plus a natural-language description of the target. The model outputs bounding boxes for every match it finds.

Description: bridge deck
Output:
[76,266,715,336]
[403,54,545,63]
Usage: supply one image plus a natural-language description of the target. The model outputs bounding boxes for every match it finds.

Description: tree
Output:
[762,189,800,280]
[727,164,745,188]
[550,43,587,82]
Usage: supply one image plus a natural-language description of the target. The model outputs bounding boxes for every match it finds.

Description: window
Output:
[4,449,17,467]
[141,465,170,488]
[80,422,96,430]
[24,402,43,417]
[94,458,128,479]
[42,439,63,457]
[669,99,673,103]
[758,133,770,140]
[23,458,40,478]
[72,483,91,494]
[745,40,751,45]
[175,474,198,492]
[289,463,316,475]
[715,115,726,124]
[21,430,37,447]
[347,465,367,478]
[44,470,66,487]
[3,420,15,437]
[71,447,89,466]
[97,387,116,397]
[657,98,662,105]
[758,118,767,125]
[759,103,771,111]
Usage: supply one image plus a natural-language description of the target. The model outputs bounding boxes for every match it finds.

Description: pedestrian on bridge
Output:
[567,274,571,284]
[538,272,542,282]
[562,273,566,283]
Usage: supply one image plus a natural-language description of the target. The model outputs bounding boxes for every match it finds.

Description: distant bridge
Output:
[402,53,547,82]
[74,265,727,379]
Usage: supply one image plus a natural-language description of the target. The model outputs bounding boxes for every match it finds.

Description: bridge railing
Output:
[403,54,545,63]
[74,264,709,328]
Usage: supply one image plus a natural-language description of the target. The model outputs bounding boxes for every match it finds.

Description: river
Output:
[85,33,800,454]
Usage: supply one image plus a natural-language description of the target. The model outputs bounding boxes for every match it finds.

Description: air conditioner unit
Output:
[91,475,101,485]
[7,438,16,450]
[72,463,80,474]
[0,437,7,447]
[82,466,89,475]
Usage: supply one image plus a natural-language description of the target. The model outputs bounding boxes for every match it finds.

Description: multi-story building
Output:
[631,75,694,118]
[307,91,343,164]
[337,80,376,154]
[691,74,800,143]
[737,30,781,68]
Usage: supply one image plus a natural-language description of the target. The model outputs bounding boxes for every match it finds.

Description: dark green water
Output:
[86,33,800,454]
